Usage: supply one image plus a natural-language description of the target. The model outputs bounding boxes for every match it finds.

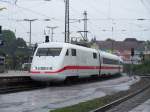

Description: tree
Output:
[2,30,16,41]
[0,30,16,56]
[16,38,27,48]
[106,38,115,42]
[146,40,150,50]
[0,29,29,70]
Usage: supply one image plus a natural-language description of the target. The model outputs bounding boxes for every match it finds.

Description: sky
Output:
[0,0,150,44]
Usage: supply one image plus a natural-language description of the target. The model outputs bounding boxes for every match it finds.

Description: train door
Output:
[119,60,123,73]
[98,52,101,76]
[91,51,100,77]
[70,48,78,76]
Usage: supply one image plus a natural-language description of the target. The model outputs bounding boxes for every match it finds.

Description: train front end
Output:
[30,42,66,82]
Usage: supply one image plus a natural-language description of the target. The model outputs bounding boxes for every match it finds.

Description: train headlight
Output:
[32,66,53,70]
[32,66,37,70]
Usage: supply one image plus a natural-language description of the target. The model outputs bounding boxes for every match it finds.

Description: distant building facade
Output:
[95,38,149,64]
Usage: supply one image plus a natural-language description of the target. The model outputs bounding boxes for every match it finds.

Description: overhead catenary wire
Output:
[140,0,150,15]
[0,0,53,19]
[0,0,150,42]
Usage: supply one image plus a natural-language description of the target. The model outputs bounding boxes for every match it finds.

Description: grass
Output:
[133,60,150,75]
[124,60,150,75]
[50,92,127,112]
[50,97,107,112]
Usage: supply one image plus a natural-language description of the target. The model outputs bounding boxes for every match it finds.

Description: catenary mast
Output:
[65,0,70,43]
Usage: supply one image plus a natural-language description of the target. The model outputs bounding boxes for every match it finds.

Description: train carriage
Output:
[30,42,123,82]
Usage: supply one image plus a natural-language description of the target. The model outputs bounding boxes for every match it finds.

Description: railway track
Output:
[91,76,150,112]
[0,75,48,94]
[0,84,46,94]
[0,74,122,94]
[0,74,145,95]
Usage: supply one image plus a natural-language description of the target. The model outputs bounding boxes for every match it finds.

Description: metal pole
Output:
[24,19,37,67]
[51,28,53,42]
[24,19,37,47]
[83,11,88,39]
[29,21,32,47]
[65,0,70,43]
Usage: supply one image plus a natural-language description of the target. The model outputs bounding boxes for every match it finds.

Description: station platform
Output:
[0,70,30,77]
[129,99,150,112]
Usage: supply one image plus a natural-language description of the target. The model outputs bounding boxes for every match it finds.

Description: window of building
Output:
[71,49,76,56]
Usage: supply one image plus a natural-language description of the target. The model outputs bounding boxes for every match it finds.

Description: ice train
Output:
[30,42,123,82]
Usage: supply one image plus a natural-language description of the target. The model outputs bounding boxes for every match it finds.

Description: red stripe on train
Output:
[30,65,122,74]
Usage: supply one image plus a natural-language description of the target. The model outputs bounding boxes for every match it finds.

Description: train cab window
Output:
[71,49,76,56]
[66,49,69,56]
[36,48,62,56]
[93,53,97,59]
[36,48,47,56]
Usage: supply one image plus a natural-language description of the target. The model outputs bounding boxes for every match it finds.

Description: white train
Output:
[30,42,123,82]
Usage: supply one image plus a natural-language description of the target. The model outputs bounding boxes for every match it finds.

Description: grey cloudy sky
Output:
[0,0,150,44]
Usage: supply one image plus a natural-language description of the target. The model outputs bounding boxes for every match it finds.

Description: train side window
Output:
[66,49,69,56]
[93,53,97,59]
[103,58,119,65]
[71,49,76,56]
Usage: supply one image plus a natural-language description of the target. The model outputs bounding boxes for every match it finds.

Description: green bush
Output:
[125,60,150,75]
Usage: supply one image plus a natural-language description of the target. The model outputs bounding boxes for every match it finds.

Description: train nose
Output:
[31,56,61,71]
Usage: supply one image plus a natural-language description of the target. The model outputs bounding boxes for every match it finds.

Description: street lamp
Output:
[46,26,58,42]
[0,7,6,11]
[24,19,38,47]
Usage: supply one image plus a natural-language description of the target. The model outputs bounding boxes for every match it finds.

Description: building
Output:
[95,38,148,64]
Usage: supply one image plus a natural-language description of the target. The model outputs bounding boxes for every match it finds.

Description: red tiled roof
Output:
[96,38,145,51]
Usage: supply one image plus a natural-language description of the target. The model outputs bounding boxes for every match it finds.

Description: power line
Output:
[15,5,51,18]
[82,0,109,18]
[0,0,53,19]
[140,0,150,15]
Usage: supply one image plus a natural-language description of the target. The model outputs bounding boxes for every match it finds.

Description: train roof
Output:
[38,42,65,48]
[100,51,120,60]
[38,42,121,60]
[38,42,97,52]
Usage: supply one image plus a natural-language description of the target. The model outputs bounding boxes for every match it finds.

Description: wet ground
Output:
[129,99,150,112]
[0,75,139,112]
[107,79,150,112]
